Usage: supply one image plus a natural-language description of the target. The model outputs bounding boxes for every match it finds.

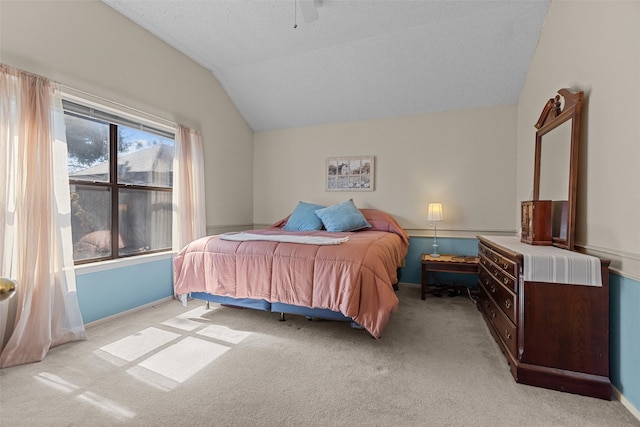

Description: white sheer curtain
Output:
[0,65,86,368]
[172,125,206,252]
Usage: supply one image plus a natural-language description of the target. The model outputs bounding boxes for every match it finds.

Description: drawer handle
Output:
[503,262,509,269]
[490,284,496,293]
[493,270,499,277]
[483,300,490,308]
[504,299,512,309]
[484,278,489,285]
[505,330,512,340]
[490,309,497,319]
[503,277,509,285]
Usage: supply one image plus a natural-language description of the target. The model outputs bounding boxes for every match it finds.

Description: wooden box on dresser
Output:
[520,200,552,245]
[477,235,611,400]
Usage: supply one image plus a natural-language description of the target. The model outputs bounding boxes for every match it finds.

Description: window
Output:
[64,100,175,263]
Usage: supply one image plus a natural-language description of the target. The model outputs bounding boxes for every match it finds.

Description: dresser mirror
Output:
[532,88,584,250]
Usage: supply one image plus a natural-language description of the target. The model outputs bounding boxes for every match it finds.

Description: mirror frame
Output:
[533,88,584,251]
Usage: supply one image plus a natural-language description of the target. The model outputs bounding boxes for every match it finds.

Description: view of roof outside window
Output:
[64,105,174,263]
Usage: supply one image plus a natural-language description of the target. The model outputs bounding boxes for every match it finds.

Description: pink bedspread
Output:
[174,210,409,338]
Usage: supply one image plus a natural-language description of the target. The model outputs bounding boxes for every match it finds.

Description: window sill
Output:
[74,251,174,276]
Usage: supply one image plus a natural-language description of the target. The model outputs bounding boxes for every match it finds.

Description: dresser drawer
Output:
[479,264,516,323]
[479,243,518,279]
[479,257,517,293]
[482,259,517,293]
[479,286,517,358]
[478,287,494,325]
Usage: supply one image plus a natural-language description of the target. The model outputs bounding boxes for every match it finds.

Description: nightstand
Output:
[421,254,479,300]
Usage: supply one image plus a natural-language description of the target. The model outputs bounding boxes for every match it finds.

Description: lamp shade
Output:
[427,202,444,222]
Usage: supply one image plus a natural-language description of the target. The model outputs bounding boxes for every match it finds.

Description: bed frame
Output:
[190,270,401,329]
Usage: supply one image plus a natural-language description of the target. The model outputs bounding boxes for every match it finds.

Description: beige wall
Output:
[5,1,636,278]
[0,0,254,231]
[254,105,517,237]
[517,0,640,279]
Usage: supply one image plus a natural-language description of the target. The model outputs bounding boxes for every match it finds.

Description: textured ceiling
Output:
[103,0,550,132]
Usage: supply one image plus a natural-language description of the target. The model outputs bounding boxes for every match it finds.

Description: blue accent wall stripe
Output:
[76,258,173,324]
[609,273,640,410]
[402,236,478,286]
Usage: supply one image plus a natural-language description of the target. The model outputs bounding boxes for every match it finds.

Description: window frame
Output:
[64,99,175,265]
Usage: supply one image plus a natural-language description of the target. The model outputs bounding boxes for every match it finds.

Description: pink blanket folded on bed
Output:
[174,210,409,338]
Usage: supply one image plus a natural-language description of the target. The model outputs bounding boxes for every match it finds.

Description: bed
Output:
[173,203,409,338]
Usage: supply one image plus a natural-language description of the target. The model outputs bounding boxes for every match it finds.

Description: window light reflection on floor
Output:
[35,372,136,421]
[161,305,218,332]
[91,302,253,392]
[35,372,80,394]
[98,327,180,363]
[126,335,231,391]
[136,336,229,383]
[197,324,252,344]
[31,303,255,421]
[76,391,136,421]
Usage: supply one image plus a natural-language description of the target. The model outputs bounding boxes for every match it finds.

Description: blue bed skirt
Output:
[190,292,271,311]
[271,302,352,322]
[189,292,353,322]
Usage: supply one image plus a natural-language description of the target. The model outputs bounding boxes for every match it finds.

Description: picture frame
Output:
[326,156,374,191]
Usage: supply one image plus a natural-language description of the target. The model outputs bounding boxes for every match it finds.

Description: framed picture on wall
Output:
[326,156,374,191]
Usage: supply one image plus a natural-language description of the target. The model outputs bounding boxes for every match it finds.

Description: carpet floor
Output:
[1,283,638,426]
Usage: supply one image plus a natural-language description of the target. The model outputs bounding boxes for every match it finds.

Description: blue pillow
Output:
[283,201,326,231]
[314,199,372,232]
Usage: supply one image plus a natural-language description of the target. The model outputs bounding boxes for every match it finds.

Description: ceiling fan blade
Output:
[298,0,318,23]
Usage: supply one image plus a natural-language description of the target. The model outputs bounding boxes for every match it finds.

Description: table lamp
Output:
[427,202,444,257]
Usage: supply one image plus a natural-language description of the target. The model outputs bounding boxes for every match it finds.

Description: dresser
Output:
[477,235,611,400]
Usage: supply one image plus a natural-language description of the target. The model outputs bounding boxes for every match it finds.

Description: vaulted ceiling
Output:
[103,0,550,132]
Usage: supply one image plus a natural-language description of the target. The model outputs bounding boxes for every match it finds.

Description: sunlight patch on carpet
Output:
[197,324,252,344]
[35,372,80,394]
[126,364,181,391]
[76,391,136,421]
[135,336,229,383]
[161,305,218,331]
[97,327,180,363]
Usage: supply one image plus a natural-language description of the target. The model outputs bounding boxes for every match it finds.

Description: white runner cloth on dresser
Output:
[480,236,602,286]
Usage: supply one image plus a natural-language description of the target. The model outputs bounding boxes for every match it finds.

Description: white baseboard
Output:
[84,296,174,328]
[612,386,640,422]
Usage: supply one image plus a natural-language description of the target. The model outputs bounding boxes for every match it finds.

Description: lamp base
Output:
[431,242,439,257]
